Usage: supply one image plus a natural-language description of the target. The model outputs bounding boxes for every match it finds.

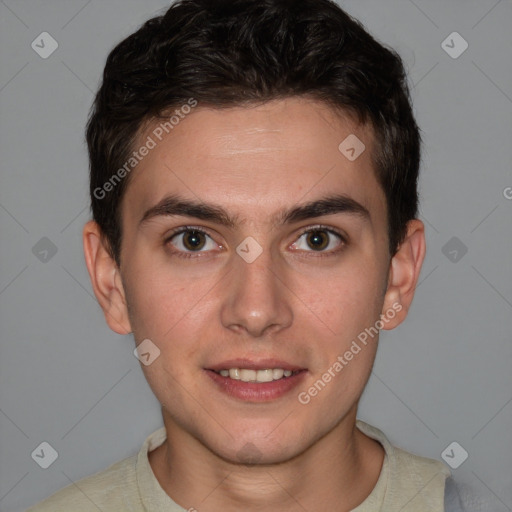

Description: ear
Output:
[380,219,426,330]
[83,220,132,335]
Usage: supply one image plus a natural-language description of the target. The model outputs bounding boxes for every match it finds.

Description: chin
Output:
[201,425,310,466]
[222,441,299,466]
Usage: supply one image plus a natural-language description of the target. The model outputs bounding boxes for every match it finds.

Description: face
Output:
[87,97,419,465]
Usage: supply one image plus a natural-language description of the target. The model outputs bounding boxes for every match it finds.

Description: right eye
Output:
[165,227,221,258]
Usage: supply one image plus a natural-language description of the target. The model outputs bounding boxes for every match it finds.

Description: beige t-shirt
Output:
[26,420,450,511]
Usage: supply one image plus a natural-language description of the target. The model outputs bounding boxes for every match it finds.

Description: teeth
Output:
[217,368,297,382]
[240,369,257,382]
[229,368,241,380]
[256,369,274,382]
[272,368,284,380]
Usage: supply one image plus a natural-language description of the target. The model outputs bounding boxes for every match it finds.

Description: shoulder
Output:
[25,454,140,512]
[389,443,451,508]
[356,420,450,511]
[357,420,450,480]
[26,427,168,512]
[392,443,450,479]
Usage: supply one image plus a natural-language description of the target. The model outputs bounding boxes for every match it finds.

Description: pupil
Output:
[308,230,328,250]
[184,231,205,250]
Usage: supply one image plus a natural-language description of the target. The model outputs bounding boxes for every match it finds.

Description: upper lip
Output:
[206,358,306,372]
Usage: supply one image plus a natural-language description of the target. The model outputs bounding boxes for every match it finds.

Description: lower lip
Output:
[205,369,308,402]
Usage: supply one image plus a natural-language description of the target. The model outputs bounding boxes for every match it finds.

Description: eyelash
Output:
[164,224,347,259]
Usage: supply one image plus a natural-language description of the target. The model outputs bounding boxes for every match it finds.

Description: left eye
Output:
[168,229,219,252]
[291,228,344,252]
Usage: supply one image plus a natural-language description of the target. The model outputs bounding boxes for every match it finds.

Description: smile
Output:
[213,368,301,382]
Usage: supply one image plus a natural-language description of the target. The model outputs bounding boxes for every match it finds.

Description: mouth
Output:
[205,359,308,402]
[210,367,302,382]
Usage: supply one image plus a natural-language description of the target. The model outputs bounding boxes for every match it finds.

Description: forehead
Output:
[121,97,385,227]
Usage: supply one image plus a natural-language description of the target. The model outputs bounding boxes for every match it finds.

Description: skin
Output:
[83,97,426,511]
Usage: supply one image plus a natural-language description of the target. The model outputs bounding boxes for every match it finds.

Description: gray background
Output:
[0,0,511,510]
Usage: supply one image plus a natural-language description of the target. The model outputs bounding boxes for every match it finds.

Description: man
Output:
[28,0,469,510]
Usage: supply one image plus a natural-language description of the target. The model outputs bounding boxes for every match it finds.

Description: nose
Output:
[219,245,293,338]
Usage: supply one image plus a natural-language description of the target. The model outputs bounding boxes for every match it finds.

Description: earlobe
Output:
[83,220,132,335]
[381,219,426,330]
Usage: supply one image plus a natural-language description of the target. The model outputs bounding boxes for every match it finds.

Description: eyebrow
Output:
[139,193,371,228]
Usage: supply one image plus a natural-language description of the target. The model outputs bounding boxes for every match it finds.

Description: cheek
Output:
[123,252,216,339]
[292,257,383,341]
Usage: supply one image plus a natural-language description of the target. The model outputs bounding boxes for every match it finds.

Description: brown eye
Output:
[168,228,218,254]
[182,230,206,251]
[290,227,345,255]
[306,230,329,251]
